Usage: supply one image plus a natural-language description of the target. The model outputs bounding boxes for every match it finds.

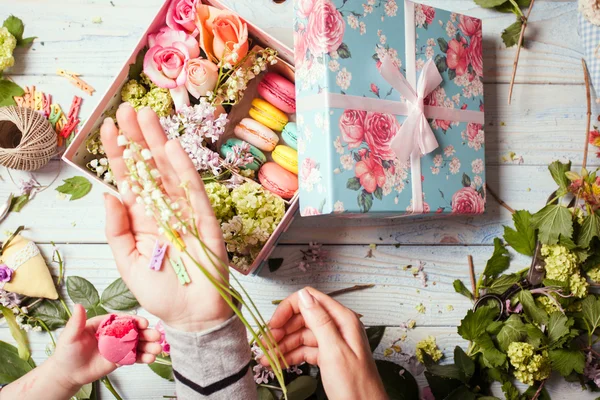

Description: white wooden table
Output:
[0,0,594,398]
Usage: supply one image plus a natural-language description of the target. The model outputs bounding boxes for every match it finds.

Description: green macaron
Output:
[220,138,267,171]
[282,122,298,150]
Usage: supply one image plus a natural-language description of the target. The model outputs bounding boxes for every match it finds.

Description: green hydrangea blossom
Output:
[415,336,443,364]
[0,27,17,72]
[507,342,551,385]
[588,266,600,283]
[535,296,560,315]
[145,87,174,118]
[205,182,234,222]
[569,272,588,298]
[121,80,147,103]
[541,244,579,282]
[120,76,173,118]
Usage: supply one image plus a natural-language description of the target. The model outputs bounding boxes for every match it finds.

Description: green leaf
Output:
[56,176,92,201]
[518,291,548,326]
[3,15,24,41]
[67,276,100,309]
[287,376,318,400]
[453,279,473,300]
[257,387,276,400]
[524,384,550,400]
[347,177,361,191]
[578,211,600,248]
[366,326,386,352]
[446,386,477,400]
[548,160,571,195]
[457,304,499,341]
[377,360,419,400]
[461,173,471,188]
[482,238,510,283]
[86,305,108,318]
[531,204,573,245]
[129,46,148,80]
[549,349,585,377]
[149,358,174,381]
[582,295,600,336]
[454,346,475,382]
[337,42,351,59]
[501,381,520,400]
[448,68,457,81]
[437,38,449,53]
[424,357,462,380]
[486,320,504,335]
[0,305,30,360]
[0,79,25,106]
[474,0,509,7]
[30,299,69,330]
[497,314,526,351]
[374,186,383,201]
[0,340,34,384]
[100,278,139,311]
[9,194,30,213]
[503,210,536,256]
[424,371,463,400]
[524,323,546,348]
[17,36,36,47]
[547,312,573,345]
[434,54,447,73]
[476,334,507,367]
[487,273,521,294]
[268,258,284,273]
[358,191,373,213]
[73,383,93,400]
[502,20,524,48]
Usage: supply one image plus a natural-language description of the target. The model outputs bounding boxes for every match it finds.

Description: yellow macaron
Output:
[272,145,298,174]
[249,98,289,132]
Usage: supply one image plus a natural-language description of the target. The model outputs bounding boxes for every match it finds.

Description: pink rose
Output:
[166,0,199,36]
[196,6,249,64]
[339,109,366,149]
[458,15,482,38]
[297,0,316,19]
[467,33,483,77]
[424,93,451,131]
[370,83,380,97]
[452,187,485,214]
[364,112,400,161]
[446,39,468,76]
[355,154,386,194]
[306,0,345,56]
[294,30,309,69]
[422,5,436,25]
[185,58,218,98]
[300,158,318,182]
[155,321,170,355]
[407,201,431,213]
[467,123,483,141]
[148,27,200,58]
[302,206,321,216]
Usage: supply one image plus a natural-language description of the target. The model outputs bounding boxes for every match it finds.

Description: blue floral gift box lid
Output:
[292,0,486,217]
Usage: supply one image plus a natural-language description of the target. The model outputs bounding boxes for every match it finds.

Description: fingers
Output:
[86,313,150,331]
[269,314,306,339]
[136,107,182,195]
[100,117,130,196]
[136,353,157,364]
[139,328,161,343]
[116,103,148,148]
[104,193,138,280]
[138,341,163,355]
[61,304,87,342]
[280,346,319,366]
[297,289,344,349]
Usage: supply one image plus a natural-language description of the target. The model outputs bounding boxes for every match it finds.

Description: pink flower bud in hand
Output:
[96,314,139,365]
[185,58,219,99]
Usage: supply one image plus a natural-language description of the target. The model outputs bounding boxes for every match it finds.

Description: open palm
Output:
[100,104,232,332]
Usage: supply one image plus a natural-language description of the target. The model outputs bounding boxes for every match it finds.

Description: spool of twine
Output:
[0,106,57,171]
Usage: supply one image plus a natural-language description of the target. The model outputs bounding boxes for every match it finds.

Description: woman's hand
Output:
[261,287,388,400]
[101,104,232,332]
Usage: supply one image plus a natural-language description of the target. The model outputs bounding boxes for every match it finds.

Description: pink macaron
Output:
[234,117,280,152]
[258,162,298,200]
[258,72,296,114]
[96,314,139,365]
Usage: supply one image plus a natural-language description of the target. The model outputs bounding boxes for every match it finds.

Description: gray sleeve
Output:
[163,315,257,400]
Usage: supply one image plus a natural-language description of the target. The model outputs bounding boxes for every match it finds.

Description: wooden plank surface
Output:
[0,0,595,399]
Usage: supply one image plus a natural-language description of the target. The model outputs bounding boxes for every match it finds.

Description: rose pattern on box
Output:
[294,0,485,216]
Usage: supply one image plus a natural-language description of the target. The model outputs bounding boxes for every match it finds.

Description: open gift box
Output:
[63,0,299,275]
[293,0,487,217]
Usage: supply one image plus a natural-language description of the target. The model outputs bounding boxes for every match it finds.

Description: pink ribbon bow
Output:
[380,55,443,163]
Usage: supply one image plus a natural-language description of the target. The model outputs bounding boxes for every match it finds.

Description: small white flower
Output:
[33,326,42,332]
[117,135,128,146]
[21,307,28,314]
[123,149,133,159]
[151,189,162,200]
[150,169,160,179]
[141,149,153,160]
[90,159,98,168]
[132,185,142,195]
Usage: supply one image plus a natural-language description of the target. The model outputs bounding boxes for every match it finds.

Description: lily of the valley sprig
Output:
[117,134,290,398]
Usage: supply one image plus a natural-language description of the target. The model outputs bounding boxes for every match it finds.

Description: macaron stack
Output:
[222,71,299,200]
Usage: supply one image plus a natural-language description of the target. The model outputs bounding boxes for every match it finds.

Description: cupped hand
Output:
[261,287,388,400]
[51,304,161,388]
[101,104,232,332]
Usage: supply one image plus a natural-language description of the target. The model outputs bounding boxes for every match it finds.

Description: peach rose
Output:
[364,112,400,161]
[339,109,366,149]
[306,0,345,56]
[458,15,482,38]
[446,39,468,76]
[467,33,483,77]
[185,58,218,98]
[297,0,316,19]
[355,154,386,194]
[195,5,249,64]
[451,187,485,214]
[166,0,199,36]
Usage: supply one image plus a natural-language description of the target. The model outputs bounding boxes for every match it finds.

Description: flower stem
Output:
[507,0,535,105]
[100,376,123,400]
